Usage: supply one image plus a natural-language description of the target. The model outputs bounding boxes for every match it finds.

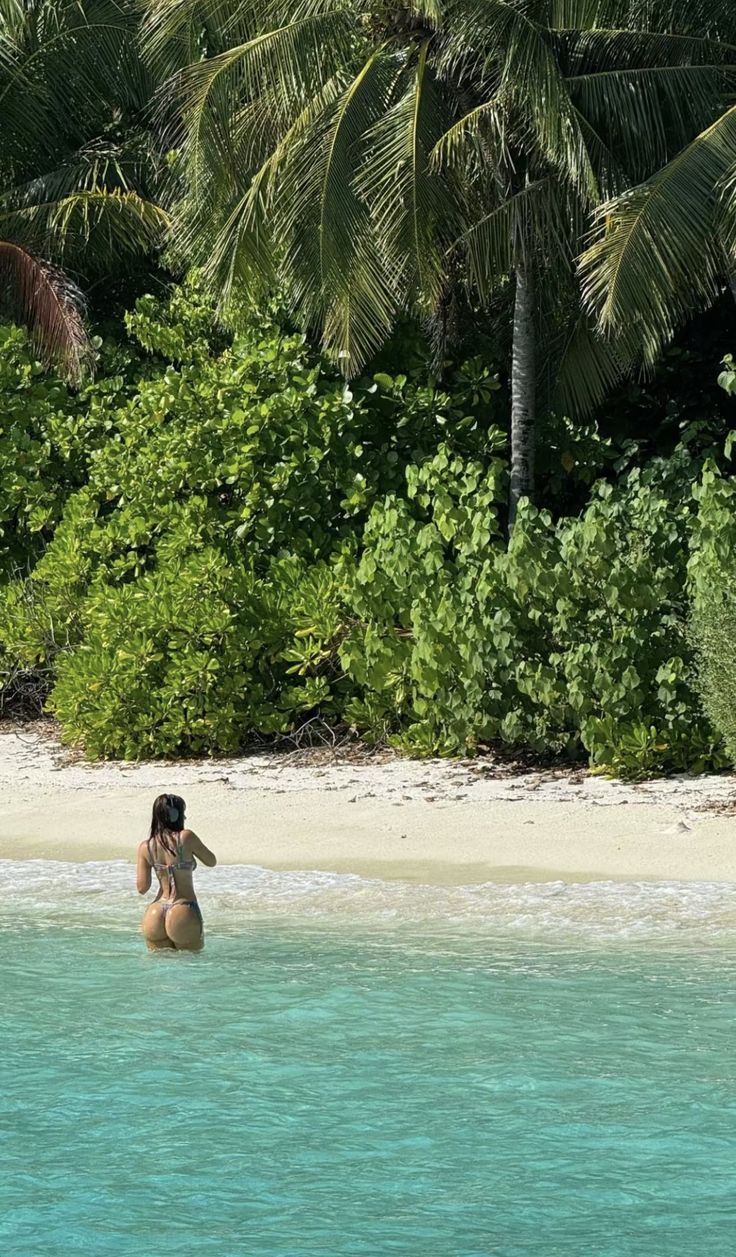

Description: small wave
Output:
[1,859,736,944]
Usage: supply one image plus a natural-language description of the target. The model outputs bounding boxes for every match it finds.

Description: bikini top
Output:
[149,836,196,901]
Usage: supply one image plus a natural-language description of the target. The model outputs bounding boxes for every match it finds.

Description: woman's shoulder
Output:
[137,838,152,859]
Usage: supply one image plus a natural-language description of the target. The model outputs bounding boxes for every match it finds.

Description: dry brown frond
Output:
[0,241,93,384]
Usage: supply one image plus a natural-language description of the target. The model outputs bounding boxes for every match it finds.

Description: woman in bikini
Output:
[136,793,217,951]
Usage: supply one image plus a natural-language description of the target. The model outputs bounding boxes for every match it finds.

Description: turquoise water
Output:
[2,862,736,1255]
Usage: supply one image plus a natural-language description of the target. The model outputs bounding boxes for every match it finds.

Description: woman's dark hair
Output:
[149,794,186,857]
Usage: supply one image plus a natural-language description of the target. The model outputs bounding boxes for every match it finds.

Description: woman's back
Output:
[148,830,197,904]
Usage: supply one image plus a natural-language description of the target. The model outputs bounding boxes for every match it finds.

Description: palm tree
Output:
[442,2,736,524]
[0,0,169,380]
[150,0,736,525]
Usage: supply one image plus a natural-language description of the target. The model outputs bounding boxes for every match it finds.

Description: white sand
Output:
[1,729,735,883]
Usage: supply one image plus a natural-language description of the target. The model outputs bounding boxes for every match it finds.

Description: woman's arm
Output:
[136,841,152,894]
[186,829,217,867]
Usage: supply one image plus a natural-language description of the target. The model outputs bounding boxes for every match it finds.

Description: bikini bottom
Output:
[161,898,203,932]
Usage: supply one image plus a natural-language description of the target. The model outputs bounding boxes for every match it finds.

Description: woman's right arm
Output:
[187,830,217,867]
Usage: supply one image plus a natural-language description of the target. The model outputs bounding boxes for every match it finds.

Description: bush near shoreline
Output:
[0,281,734,778]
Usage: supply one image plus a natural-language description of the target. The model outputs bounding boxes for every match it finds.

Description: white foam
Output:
[2,859,736,945]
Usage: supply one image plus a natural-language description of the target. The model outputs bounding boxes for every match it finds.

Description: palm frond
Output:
[439,0,598,199]
[168,8,356,220]
[543,0,736,36]
[0,240,92,382]
[320,236,402,372]
[3,137,160,210]
[356,44,457,313]
[571,105,626,196]
[143,0,246,74]
[197,74,347,301]
[560,29,736,174]
[580,104,736,364]
[431,98,508,174]
[0,190,169,272]
[271,47,401,364]
[551,309,630,415]
[145,0,353,70]
[0,0,147,174]
[454,177,574,302]
[405,0,443,25]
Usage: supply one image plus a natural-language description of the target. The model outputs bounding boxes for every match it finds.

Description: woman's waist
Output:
[155,885,199,907]
[156,874,196,895]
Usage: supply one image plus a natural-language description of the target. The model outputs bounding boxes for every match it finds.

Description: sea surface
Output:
[1,860,735,1256]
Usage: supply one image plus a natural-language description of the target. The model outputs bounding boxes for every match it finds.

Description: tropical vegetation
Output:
[152,0,736,523]
[3,0,736,774]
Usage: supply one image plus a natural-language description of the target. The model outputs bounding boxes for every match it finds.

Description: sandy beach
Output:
[1,727,735,883]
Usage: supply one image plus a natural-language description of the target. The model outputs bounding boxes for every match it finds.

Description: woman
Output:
[136,793,216,951]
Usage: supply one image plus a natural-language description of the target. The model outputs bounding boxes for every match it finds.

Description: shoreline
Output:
[1,730,736,884]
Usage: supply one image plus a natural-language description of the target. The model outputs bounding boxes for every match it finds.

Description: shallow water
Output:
[2,861,736,1255]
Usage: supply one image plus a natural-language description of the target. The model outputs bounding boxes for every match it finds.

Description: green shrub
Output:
[47,548,349,758]
[49,550,275,758]
[0,282,488,754]
[0,328,112,571]
[687,463,736,763]
[341,449,722,775]
[688,593,736,764]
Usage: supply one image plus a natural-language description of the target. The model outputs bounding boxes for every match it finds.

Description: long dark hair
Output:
[149,793,186,858]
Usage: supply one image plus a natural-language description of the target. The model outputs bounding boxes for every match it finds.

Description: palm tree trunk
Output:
[508,258,536,534]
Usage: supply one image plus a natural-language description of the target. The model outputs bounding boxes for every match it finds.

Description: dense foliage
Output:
[0,282,733,775]
[688,440,736,764]
[6,3,736,779]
